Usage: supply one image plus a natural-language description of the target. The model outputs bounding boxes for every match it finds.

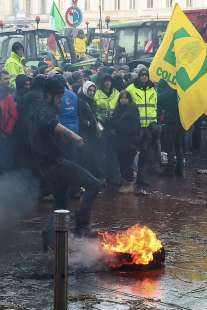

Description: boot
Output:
[74,209,91,238]
[119,182,134,194]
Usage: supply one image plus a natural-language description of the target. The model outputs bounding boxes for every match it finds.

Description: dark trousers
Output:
[100,129,120,184]
[0,135,15,173]
[117,145,137,182]
[192,118,202,153]
[78,137,104,179]
[165,124,185,168]
[42,159,102,229]
[136,123,161,182]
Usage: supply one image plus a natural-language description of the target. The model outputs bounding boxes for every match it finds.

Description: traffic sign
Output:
[65,6,83,27]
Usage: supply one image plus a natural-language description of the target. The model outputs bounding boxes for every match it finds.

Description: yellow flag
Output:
[149,4,207,130]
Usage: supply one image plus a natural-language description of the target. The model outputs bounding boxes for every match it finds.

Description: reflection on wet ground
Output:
[0,162,207,309]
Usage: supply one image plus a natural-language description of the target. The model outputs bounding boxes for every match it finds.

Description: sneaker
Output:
[135,188,149,196]
[118,182,134,194]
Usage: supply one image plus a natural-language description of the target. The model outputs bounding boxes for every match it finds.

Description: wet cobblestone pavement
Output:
[0,159,207,309]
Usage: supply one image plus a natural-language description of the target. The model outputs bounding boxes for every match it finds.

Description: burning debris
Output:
[99,225,165,270]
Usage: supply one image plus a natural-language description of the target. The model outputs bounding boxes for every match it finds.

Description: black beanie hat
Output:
[45,77,64,95]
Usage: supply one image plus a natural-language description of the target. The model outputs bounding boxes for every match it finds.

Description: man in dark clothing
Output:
[127,65,160,187]
[16,76,102,236]
[157,79,185,176]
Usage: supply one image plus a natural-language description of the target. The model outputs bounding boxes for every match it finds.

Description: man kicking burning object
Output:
[16,76,103,238]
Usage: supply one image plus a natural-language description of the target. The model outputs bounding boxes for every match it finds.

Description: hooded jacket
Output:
[15,91,60,172]
[78,81,97,140]
[112,102,140,148]
[4,52,25,88]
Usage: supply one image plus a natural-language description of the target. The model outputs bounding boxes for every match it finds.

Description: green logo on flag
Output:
[164,28,207,91]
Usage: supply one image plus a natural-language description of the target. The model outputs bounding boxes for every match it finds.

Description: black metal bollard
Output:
[54,210,70,310]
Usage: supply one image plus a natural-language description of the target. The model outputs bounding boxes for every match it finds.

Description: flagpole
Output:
[98,0,103,61]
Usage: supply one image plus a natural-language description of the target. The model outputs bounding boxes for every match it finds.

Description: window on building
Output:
[85,0,90,10]
[129,0,136,9]
[166,0,173,7]
[25,0,31,16]
[186,0,192,7]
[115,0,120,10]
[117,28,136,57]
[147,0,153,8]
[40,0,47,14]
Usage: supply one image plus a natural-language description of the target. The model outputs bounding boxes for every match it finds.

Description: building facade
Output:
[0,0,53,28]
[1,0,207,28]
[79,0,207,27]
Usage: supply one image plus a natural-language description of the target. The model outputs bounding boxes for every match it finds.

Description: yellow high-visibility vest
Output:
[127,83,157,128]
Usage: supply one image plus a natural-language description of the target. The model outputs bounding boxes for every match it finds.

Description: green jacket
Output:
[127,82,157,128]
[95,88,120,124]
[4,52,25,88]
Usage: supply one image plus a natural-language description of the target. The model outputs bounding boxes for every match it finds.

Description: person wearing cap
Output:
[95,74,120,185]
[127,64,160,188]
[15,76,103,236]
[4,42,25,88]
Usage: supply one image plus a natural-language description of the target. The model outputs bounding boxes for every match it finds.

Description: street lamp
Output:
[35,16,40,30]
[105,16,111,29]
[0,20,4,32]
[85,21,89,34]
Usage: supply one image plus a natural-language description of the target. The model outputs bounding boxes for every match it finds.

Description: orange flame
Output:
[99,225,162,266]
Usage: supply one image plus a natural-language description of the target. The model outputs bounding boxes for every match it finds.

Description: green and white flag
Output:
[50,1,66,32]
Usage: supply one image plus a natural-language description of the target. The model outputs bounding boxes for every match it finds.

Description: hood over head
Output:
[82,81,97,97]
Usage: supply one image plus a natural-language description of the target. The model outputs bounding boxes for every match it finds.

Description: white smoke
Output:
[0,170,40,230]
[69,236,106,270]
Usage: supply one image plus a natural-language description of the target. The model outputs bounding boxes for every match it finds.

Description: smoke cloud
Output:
[0,169,40,231]
[69,236,106,271]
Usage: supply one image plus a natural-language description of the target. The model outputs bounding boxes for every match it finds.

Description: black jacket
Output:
[112,103,140,148]
[78,91,97,141]
[15,91,60,173]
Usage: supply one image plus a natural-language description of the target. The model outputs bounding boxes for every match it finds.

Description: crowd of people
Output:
[0,42,204,236]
